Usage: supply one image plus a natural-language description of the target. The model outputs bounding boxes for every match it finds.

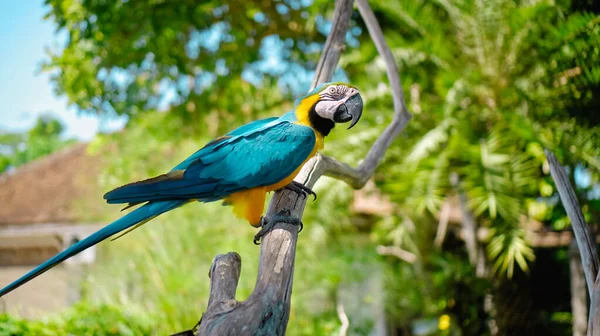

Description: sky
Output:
[0,1,351,142]
[0,1,124,141]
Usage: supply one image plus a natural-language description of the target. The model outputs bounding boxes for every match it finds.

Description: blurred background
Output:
[0,0,599,335]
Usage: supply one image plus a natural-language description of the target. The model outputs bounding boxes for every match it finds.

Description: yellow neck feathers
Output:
[293,94,324,150]
[294,94,320,127]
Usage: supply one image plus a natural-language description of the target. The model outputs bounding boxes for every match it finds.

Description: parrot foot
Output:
[253,210,304,245]
[282,181,317,201]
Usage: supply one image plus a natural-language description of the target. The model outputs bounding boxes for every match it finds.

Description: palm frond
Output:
[405,118,455,165]
[487,226,535,278]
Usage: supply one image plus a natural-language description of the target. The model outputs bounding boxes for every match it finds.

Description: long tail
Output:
[0,200,186,297]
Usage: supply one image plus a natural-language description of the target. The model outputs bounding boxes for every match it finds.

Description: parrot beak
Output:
[333,93,363,129]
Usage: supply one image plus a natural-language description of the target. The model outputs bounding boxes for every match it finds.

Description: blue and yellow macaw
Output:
[0,82,363,297]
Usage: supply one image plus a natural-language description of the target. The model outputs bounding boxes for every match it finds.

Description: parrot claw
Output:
[282,181,317,201]
[253,211,304,245]
[254,216,274,245]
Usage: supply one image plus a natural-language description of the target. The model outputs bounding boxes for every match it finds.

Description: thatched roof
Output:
[0,143,108,226]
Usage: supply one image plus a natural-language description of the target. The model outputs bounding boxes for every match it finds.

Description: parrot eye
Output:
[328,86,337,94]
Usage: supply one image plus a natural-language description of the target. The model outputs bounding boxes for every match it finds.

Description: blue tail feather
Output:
[104,179,218,204]
[0,200,186,297]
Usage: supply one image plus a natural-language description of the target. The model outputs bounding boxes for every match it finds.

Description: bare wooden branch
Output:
[376,245,417,263]
[295,0,413,190]
[194,0,413,333]
[206,253,241,310]
[570,241,589,336]
[336,296,350,336]
[590,273,600,336]
[195,1,355,334]
[451,173,479,267]
[197,219,301,335]
[311,0,354,89]
[545,150,599,295]
[316,0,412,189]
[434,200,451,248]
[545,150,600,336]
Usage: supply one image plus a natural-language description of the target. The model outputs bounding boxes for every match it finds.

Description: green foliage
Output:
[26,0,600,333]
[345,0,600,279]
[487,225,535,277]
[0,132,23,172]
[0,115,75,173]
[79,116,382,334]
[0,303,154,336]
[381,242,490,334]
[42,0,340,133]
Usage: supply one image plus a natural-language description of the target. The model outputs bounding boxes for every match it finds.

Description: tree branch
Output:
[451,173,480,268]
[194,0,412,334]
[570,241,589,336]
[545,150,598,295]
[317,0,412,190]
[194,1,354,334]
[376,245,417,263]
[311,0,355,89]
[336,294,350,336]
[205,253,242,315]
[434,199,451,248]
[545,150,600,336]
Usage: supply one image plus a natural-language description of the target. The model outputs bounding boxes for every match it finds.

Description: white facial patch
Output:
[314,85,353,120]
[314,100,343,120]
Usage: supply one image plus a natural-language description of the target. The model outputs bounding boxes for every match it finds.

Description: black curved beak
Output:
[333,93,364,129]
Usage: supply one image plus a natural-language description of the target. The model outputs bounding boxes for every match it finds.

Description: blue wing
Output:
[104,120,316,204]
[171,116,281,172]
[0,115,312,297]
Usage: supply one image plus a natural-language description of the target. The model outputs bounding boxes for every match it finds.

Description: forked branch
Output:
[192,0,411,334]
[306,0,412,189]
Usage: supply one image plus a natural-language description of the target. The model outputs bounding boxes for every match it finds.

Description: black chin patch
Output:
[309,105,335,136]
[333,104,352,123]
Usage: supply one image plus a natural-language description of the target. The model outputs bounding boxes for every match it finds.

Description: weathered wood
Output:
[318,0,412,189]
[193,0,413,334]
[311,0,355,89]
[336,296,350,336]
[546,150,599,295]
[545,150,600,336]
[570,241,589,336]
[197,218,300,335]
[206,252,241,310]
[434,200,451,248]
[590,273,600,336]
[450,173,479,266]
[376,245,416,263]
[194,1,355,334]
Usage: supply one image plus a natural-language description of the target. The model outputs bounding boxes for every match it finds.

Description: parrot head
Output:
[295,82,364,136]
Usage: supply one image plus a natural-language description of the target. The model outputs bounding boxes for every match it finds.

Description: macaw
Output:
[0,82,363,297]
